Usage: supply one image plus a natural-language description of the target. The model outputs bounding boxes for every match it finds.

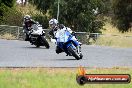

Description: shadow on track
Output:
[54,58,78,61]
[21,46,48,49]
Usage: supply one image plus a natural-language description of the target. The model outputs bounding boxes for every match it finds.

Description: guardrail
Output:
[0,25,49,40]
[0,25,23,40]
[0,25,132,44]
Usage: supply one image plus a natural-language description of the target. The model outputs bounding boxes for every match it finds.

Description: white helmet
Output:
[49,18,58,25]
[24,15,31,21]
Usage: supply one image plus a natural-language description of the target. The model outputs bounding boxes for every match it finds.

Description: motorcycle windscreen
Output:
[56,30,71,43]
[31,24,39,31]
[31,24,43,35]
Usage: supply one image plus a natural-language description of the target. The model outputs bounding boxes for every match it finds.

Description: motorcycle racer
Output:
[49,18,81,56]
[23,15,37,41]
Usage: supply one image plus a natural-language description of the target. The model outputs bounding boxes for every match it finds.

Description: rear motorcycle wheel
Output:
[41,36,50,49]
[67,46,80,60]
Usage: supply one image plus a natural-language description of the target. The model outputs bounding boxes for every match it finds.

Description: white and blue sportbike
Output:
[54,27,83,60]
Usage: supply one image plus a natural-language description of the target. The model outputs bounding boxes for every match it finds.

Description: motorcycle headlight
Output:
[23,30,25,33]
[30,30,33,33]
[28,30,33,34]
[42,30,45,34]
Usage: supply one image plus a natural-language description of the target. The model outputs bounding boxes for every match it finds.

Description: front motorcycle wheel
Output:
[41,36,50,49]
[67,46,80,60]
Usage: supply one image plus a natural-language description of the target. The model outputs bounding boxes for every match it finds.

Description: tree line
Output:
[0,0,132,32]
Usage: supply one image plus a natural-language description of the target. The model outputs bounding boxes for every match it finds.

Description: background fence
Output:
[0,25,132,44]
[0,25,23,40]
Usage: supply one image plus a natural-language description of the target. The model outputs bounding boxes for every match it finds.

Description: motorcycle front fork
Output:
[77,45,81,54]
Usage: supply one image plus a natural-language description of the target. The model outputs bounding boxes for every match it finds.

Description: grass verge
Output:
[0,33,16,40]
[0,68,131,88]
[94,35,132,48]
[93,22,132,48]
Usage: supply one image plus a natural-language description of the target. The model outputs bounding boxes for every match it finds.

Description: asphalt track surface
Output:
[0,39,132,68]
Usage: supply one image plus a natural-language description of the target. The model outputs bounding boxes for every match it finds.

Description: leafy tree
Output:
[112,0,132,32]
[29,0,54,14]
[30,0,106,32]
[32,14,49,28]
[2,8,23,26]
[0,0,16,24]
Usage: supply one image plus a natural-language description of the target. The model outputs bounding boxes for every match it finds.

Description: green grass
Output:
[0,68,132,88]
[102,22,132,36]
[92,22,132,48]
[94,35,132,48]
